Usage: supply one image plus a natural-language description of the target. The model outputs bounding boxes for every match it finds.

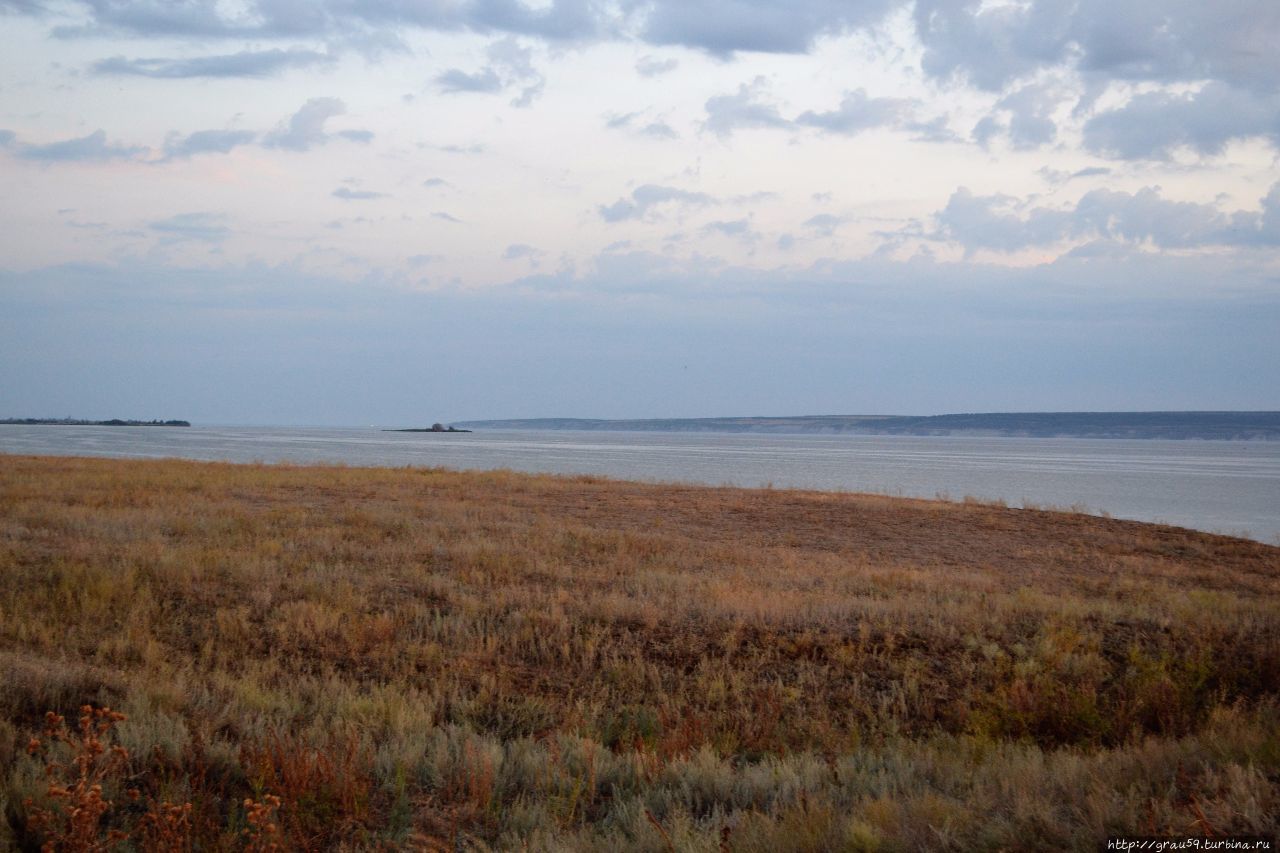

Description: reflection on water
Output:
[2,425,1278,543]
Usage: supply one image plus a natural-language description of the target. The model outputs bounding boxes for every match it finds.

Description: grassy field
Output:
[1,454,1278,851]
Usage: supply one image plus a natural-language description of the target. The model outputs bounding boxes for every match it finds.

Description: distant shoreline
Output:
[454,411,1280,441]
[1,418,191,427]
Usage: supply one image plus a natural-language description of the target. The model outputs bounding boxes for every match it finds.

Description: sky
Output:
[1,0,1278,425]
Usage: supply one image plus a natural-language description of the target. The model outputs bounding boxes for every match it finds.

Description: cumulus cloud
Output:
[436,67,503,93]
[796,89,915,135]
[803,213,845,236]
[599,184,714,222]
[913,0,1280,93]
[640,0,896,56]
[162,129,257,159]
[92,48,333,78]
[908,0,1280,160]
[435,37,545,107]
[976,82,1063,150]
[16,129,146,162]
[703,78,789,137]
[263,97,372,151]
[931,183,1280,253]
[605,111,679,139]
[1083,83,1280,160]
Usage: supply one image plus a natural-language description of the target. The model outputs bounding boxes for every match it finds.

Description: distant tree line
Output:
[1,418,191,427]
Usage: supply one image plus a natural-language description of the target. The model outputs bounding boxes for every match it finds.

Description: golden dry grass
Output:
[1,454,1278,850]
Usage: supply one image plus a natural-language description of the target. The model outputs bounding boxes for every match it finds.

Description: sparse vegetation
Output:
[1,454,1277,850]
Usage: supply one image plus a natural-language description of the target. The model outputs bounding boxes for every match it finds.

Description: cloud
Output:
[930,183,1280,253]
[436,67,503,93]
[162,129,257,159]
[503,243,542,260]
[605,111,679,139]
[0,129,15,147]
[17,129,146,162]
[803,213,845,236]
[435,37,545,107]
[981,82,1063,150]
[932,188,1073,253]
[796,89,914,135]
[433,211,462,223]
[332,187,386,200]
[635,55,677,77]
[1072,166,1111,179]
[598,184,714,222]
[640,0,896,56]
[703,78,789,137]
[422,177,452,188]
[148,212,231,242]
[91,48,332,79]
[912,0,1280,93]
[1083,83,1280,160]
[263,97,372,151]
[701,218,758,242]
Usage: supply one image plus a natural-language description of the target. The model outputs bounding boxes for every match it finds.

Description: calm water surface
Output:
[2,425,1278,543]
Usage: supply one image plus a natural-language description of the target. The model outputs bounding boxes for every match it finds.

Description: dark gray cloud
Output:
[796,89,914,135]
[92,47,332,78]
[932,183,1280,253]
[599,184,714,222]
[332,187,386,200]
[16,129,146,162]
[1083,83,1280,160]
[162,128,256,159]
[262,97,372,150]
[148,211,231,242]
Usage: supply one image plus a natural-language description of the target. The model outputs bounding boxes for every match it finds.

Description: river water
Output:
[2,425,1278,543]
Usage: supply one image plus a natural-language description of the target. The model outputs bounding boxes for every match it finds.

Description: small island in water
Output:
[384,422,471,433]
[1,417,190,427]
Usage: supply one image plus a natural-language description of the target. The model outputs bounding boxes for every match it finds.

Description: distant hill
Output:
[1,418,191,427]
[453,412,1280,440]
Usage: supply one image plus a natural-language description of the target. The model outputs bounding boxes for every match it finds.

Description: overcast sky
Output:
[2,0,1278,424]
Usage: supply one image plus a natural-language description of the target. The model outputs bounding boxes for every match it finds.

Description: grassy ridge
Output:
[1,455,1278,850]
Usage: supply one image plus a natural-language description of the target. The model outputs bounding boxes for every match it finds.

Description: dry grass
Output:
[1,454,1278,850]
